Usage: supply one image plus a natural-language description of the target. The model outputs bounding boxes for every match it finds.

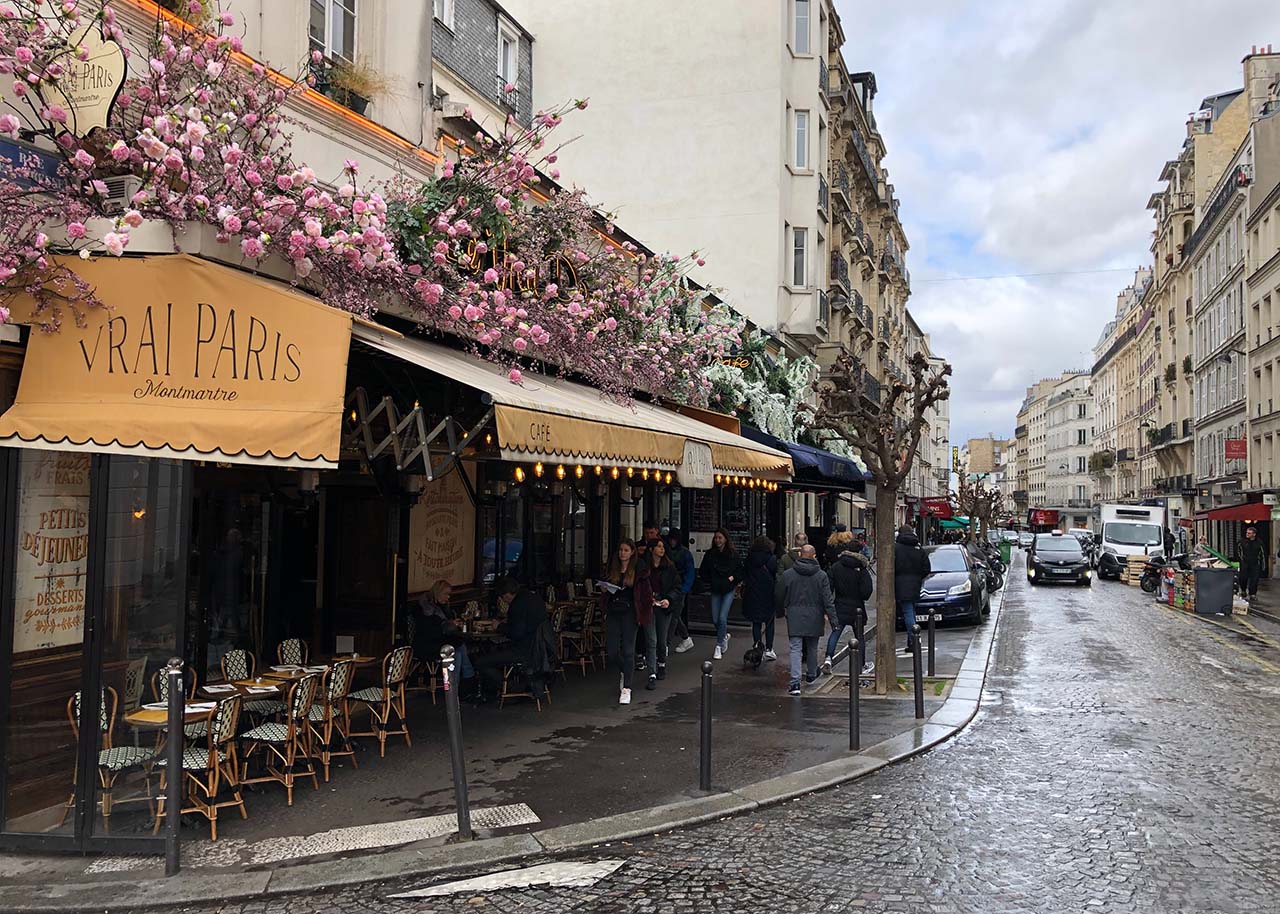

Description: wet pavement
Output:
[0,575,982,888]
[156,553,1280,913]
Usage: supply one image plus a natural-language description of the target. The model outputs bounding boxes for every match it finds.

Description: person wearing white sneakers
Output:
[741,536,779,662]
[779,544,836,695]
[698,529,742,660]
[602,539,651,705]
[666,530,697,654]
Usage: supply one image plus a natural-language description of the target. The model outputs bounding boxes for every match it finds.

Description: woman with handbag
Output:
[602,539,652,705]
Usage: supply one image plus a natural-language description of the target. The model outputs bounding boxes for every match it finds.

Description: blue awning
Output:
[741,426,871,488]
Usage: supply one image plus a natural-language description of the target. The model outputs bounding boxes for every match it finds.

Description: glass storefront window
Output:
[559,487,588,581]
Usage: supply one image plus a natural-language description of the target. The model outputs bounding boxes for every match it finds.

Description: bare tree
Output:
[812,351,951,695]
[956,475,1004,542]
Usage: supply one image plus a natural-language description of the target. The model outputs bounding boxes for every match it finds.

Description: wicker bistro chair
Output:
[221,649,286,718]
[59,687,156,830]
[307,659,358,781]
[240,674,321,805]
[349,645,413,758]
[277,638,309,666]
[150,665,207,740]
[122,656,149,712]
[153,694,246,840]
[557,602,596,676]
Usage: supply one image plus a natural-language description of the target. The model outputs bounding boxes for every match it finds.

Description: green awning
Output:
[939,517,971,529]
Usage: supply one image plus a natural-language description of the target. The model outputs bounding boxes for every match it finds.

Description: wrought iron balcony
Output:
[830,251,850,294]
[818,173,829,219]
[831,161,851,207]
[817,289,830,328]
[819,60,830,97]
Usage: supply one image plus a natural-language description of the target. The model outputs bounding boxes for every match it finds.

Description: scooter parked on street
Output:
[1139,552,1192,593]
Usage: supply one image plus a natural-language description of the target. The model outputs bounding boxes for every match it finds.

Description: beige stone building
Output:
[1246,79,1280,498]
[1091,270,1150,505]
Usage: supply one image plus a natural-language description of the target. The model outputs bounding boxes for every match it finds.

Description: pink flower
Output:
[0,114,19,135]
[483,267,500,285]
[122,210,143,228]
[447,305,463,319]
[604,317,618,331]
[508,369,523,384]
[275,174,293,191]
[0,306,9,324]
[244,170,262,187]
[66,222,86,239]
[240,236,265,258]
[463,304,483,321]
[304,219,322,237]
[14,47,33,65]
[513,337,528,352]
[42,105,68,123]
[149,58,165,75]
[219,11,234,25]
[222,214,242,233]
[109,140,130,162]
[102,232,126,256]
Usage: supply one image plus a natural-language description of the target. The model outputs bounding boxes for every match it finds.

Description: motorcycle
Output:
[1139,552,1192,593]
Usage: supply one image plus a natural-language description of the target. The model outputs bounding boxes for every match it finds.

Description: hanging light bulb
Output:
[595,465,603,476]
[534,462,544,478]
[485,432,493,446]
[665,472,673,484]
[514,466,526,483]
[575,465,584,479]
[610,466,620,480]
[626,467,635,479]
[715,474,722,485]
[555,465,566,480]
[641,468,650,481]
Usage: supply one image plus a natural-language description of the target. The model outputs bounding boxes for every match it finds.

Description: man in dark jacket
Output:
[1238,525,1266,599]
[475,577,549,698]
[779,545,835,695]
[893,525,931,654]
[823,549,873,675]
[742,537,779,660]
[667,530,697,653]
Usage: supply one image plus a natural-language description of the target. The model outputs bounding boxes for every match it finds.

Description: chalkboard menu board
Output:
[691,489,718,533]
[721,489,753,556]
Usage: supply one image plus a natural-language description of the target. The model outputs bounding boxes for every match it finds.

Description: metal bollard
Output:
[848,638,860,751]
[163,657,185,877]
[911,625,925,720]
[699,660,713,792]
[441,646,472,840]
[927,612,936,678]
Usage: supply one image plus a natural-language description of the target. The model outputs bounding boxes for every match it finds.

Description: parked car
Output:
[1027,532,1092,586]
[1018,531,1034,549]
[1000,530,1019,544]
[900,544,991,627]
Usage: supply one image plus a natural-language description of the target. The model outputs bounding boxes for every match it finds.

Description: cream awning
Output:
[352,324,792,480]
[0,255,354,468]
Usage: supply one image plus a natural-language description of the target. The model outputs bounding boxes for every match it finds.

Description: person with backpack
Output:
[699,529,742,660]
[822,547,874,675]
[741,536,779,661]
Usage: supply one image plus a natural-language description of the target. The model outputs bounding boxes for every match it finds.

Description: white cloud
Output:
[835,0,1276,441]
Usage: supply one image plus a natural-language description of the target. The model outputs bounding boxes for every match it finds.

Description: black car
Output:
[1028,532,1092,586]
[909,544,991,625]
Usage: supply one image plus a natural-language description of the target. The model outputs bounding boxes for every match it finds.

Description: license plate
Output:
[1052,568,1073,574]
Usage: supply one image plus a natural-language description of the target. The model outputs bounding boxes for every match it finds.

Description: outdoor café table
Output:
[123,702,217,731]
[324,654,379,666]
[200,681,283,699]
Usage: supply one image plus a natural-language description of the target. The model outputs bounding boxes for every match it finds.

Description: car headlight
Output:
[1028,567,1036,578]
[947,579,972,596]
[1103,546,1117,556]
[1084,569,1091,577]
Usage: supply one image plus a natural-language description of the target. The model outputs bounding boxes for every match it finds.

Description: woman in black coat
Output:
[741,536,779,660]
[824,550,873,672]
[699,529,743,660]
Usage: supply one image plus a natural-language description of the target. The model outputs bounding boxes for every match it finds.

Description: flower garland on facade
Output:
[0,0,742,404]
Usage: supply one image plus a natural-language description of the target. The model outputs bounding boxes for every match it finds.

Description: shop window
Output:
[559,486,588,583]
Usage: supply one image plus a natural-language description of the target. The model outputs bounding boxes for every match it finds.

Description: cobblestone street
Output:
[162,560,1280,914]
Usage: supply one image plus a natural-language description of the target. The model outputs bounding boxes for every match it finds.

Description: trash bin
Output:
[1193,567,1235,615]
[999,541,1012,565]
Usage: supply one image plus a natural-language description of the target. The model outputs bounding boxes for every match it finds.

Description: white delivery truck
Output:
[1097,503,1166,580]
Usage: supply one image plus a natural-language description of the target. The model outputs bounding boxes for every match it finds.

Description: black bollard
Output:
[848,638,860,751]
[699,660,713,792]
[911,624,925,720]
[163,657,185,877]
[927,611,937,678]
[441,646,472,840]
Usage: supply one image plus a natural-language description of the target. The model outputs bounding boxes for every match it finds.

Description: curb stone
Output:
[0,578,1011,912]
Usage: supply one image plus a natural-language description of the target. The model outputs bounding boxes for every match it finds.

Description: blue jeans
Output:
[826,624,849,662]
[751,618,775,650]
[709,591,734,648]
[899,600,917,648]
[457,643,475,679]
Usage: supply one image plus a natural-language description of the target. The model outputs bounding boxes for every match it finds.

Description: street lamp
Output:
[1215,348,1247,365]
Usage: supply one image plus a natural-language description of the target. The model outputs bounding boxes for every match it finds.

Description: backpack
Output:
[858,567,874,602]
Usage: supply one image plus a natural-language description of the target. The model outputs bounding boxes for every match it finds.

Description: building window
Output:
[792,109,810,170]
[1077,429,1087,446]
[793,0,811,53]
[498,20,519,88]
[1077,403,1086,419]
[309,0,356,63]
[792,226,808,288]
[433,0,452,28]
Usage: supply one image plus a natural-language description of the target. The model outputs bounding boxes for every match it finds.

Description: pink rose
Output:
[102,232,126,256]
[447,305,463,319]
[508,369,523,384]
[0,114,19,136]
[66,222,86,239]
[122,210,144,228]
[222,214,242,233]
[240,236,265,258]
[513,337,528,352]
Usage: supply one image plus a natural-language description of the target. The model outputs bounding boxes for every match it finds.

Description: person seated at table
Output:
[413,580,476,692]
[474,577,548,700]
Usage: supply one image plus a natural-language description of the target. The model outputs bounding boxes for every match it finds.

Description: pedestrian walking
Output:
[823,546,874,675]
[1237,525,1266,600]
[823,524,852,569]
[666,529,696,653]
[779,544,835,695]
[780,532,808,572]
[893,524,931,655]
[644,538,681,687]
[602,539,652,705]
[741,536,779,661]
[699,529,742,660]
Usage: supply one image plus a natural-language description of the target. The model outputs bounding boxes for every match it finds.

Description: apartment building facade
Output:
[1247,93,1280,496]
[1043,372,1094,530]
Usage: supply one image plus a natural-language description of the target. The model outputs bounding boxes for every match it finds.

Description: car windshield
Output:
[1104,523,1162,546]
[926,548,968,573]
[1036,536,1083,557]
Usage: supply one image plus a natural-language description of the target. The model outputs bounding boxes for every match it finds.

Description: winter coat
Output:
[779,557,835,638]
[1239,537,1267,575]
[893,530,931,603]
[699,546,743,595]
[503,589,548,668]
[828,551,873,627]
[669,544,696,594]
[648,561,680,611]
[780,547,803,573]
[823,532,853,570]
[741,545,778,623]
[600,569,655,624]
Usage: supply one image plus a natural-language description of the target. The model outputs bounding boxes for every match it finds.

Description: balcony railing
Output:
[830,251,850,293]
[818,173,829,218]
[817,289,830,329]
[819,60,829,97]
[832,161,851,206]
[1181,417,1192,439]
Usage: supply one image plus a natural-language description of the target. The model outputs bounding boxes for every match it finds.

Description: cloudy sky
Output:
[834,0,1276,445]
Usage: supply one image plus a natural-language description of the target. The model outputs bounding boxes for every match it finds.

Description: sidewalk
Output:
[0,578,1007,912]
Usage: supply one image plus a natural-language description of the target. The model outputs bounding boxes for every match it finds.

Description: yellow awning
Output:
[0,254,353,468]
[352,324,792,480]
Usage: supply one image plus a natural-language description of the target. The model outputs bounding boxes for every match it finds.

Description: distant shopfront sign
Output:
[1225,438,1247,460]
[1029,509,1059,527]
[921,496,953,519]
[678,440,715,489]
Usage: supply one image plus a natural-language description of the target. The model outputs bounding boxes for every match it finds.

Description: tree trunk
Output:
[874,484,898,695]
[979,515,989,542]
